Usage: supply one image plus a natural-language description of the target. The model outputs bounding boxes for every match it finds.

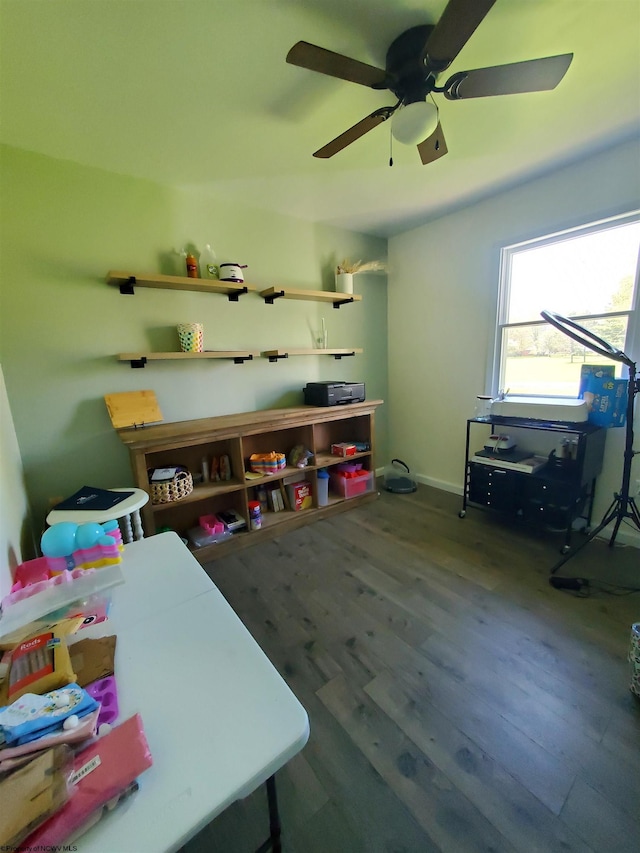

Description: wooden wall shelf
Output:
[108,271,364,365]
[118,351,258,368]
[107,274,362,309]
[259,287,361,308]
[107,271,254,301]
[118,349,362,367]
[262,348,362,362]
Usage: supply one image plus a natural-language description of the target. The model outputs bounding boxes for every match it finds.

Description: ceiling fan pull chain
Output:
[389,125,394,167]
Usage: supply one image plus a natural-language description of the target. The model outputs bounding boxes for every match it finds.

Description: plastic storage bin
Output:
[382,459,417,494]
[329,469,373,499]
[0,563,124,641]
[186,526,233,549]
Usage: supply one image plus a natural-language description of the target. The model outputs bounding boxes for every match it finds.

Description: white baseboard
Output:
[413,473,463,496]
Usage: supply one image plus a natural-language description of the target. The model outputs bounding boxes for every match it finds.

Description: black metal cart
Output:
[460,416,606,553]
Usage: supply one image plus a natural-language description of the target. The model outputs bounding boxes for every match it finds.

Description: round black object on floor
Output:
[383,459,417,493]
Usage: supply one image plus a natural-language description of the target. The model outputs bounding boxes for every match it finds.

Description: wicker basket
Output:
[148,467,193,504]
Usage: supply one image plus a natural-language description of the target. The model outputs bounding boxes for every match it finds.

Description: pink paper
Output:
[24,713,152,847]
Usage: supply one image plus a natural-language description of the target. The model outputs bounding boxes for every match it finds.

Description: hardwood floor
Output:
[182,485,640,853]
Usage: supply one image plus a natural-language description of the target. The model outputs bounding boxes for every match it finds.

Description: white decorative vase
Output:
[335,273,354,294]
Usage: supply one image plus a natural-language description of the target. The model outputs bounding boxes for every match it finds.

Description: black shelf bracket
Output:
[129,356,147,369]
[268,353,289,363]
[264,290,285,305]
[233,354,254,364]
[333,296,354,309]
[119,276,136,295]
[227,286,248,302]
[333,351,356,359]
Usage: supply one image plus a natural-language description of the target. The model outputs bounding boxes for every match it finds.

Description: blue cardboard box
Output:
[579,364,615,398]
[581,373,628,427]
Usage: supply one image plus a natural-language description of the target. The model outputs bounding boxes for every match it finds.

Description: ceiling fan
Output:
[286,0,573,164]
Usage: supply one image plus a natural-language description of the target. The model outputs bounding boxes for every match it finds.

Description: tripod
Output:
[540,312,640,574]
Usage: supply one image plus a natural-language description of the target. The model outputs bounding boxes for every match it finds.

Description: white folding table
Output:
[75,532,309,852]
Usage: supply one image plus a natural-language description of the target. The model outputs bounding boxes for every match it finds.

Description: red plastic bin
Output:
[329,469,373,499]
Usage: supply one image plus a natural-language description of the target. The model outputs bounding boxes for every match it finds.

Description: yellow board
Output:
[104,390,164,430]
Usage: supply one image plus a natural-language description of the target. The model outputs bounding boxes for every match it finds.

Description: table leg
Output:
[121,513,134,544]
[267,775,281,853]
[132,509,145,540]
[255,774,281,853]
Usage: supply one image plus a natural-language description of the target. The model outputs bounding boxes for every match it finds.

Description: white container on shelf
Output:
[335,273,353,293]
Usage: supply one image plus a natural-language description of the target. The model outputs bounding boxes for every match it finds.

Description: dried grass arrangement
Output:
[335,259,387,275]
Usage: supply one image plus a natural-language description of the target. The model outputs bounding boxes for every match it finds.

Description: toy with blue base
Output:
[40,521,123,574]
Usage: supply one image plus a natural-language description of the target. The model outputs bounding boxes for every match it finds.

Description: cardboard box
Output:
[69,636,117,687]
[579,364,615,397]
[331,443,357,457]
[0,745,71,847]
[585,377,628,427]
[579,364,628,427]
[286,481,313,511]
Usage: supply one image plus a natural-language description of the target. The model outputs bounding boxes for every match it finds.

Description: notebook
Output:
[53,486,133,512]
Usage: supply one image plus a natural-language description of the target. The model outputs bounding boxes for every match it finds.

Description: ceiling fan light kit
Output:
[286,0,573,165]
[391,101,439,146]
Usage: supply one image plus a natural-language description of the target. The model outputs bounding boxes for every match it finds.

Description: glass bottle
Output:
[200,244,219,279]
[185,252,198,278]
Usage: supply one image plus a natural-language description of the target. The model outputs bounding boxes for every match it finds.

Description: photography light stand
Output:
[540,310,640,574]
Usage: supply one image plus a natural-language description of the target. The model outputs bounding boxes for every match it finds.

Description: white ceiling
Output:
[1,0,639,237]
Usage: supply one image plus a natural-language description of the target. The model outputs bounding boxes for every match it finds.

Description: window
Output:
[493,211,640,398]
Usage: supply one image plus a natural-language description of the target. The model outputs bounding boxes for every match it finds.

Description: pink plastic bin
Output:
[199,514,225,535]
[329,470,373,499]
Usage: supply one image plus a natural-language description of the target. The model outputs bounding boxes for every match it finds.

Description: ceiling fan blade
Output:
[287,41,388,88]
[422,0,496,69]
[417,123,448,165]
[313,108,393,159]
[443,54,573,99]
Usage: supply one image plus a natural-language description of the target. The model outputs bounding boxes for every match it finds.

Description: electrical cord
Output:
[551,518,640,595]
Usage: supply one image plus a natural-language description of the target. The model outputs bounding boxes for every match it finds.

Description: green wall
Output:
[0,145,388,530]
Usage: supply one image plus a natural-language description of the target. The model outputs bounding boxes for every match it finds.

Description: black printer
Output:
[303,381,365,406]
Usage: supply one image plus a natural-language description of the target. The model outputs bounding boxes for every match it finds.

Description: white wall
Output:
[0,364,33,596]
[388,136,640,544]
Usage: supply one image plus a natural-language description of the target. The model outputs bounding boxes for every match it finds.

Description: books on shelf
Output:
[471,449,548,474]
[268,487,285,512]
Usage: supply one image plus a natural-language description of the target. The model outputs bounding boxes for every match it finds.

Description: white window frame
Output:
[492,210,640,399]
